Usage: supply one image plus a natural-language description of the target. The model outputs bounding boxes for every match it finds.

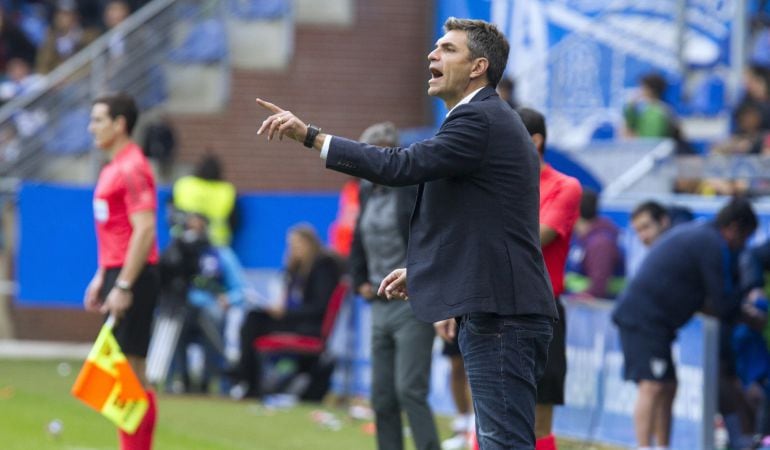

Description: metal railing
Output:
[0,0,226,185]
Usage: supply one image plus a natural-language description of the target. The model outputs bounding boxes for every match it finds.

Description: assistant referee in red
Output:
[84,93,159,450]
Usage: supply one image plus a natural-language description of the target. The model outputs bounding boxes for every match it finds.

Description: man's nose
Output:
[427,49,439,61]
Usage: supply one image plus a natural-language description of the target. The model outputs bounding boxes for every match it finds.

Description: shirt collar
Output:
[446,87,485,117]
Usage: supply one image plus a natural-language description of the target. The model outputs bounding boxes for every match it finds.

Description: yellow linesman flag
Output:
[71,316,148,433]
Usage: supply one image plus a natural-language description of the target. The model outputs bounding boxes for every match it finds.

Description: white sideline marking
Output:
[0,340,90,359]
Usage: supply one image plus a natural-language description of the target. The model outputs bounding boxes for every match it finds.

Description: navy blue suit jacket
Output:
[326,87,556,323]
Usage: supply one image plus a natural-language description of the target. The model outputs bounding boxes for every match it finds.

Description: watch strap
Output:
[304,125,321,148]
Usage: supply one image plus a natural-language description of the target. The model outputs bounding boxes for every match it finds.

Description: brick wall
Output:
[11,1,435,342]
[171,0,435,192]
[12,307,102,342]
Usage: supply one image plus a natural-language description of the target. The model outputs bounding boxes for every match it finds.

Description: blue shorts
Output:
[618,326,677,383]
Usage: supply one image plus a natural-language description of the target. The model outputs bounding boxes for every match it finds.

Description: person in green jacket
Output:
[624,73,675,138]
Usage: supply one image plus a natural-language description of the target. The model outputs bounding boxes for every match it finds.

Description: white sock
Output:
[451,414,470,433]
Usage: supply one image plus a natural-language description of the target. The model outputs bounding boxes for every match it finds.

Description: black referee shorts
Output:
[536,299,566,405]
[99,265,159,358]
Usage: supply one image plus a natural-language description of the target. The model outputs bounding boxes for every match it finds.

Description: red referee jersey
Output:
[540,164,582,298]
[93,142,159,268]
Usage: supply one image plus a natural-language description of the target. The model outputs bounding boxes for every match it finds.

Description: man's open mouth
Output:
[430,68,443,80]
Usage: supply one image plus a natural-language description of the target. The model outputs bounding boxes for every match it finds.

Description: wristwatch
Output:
[115,279,132,293]
[304,124,321,148]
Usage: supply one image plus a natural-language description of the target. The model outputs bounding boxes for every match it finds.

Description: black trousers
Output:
[236,310,317,397]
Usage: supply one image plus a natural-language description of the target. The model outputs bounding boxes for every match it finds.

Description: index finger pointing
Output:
[256,98,284,114]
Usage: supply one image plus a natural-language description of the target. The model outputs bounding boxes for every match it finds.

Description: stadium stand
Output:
[225,0,292,70]
[166,17,229,113]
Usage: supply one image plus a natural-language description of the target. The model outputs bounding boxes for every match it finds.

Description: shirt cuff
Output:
[320,135,332,160]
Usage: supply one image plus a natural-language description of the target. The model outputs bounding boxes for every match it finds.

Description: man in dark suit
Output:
[256,17,556,449]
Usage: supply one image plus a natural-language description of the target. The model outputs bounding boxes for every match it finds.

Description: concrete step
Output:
[0,340,90,359]
[165,63,230,114]
[226,16,293,70]
[295,0,353,27]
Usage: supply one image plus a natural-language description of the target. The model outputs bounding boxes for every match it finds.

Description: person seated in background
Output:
[165,213,247,394]
[0,6,37,75]
[173,151,237,247]
[623,73,677,138]
[0,57,45,105]
[713,102,769,156]
[732,64,770,133]
[35,0,99,75]
[103,0,131,61]
[231,223,342,399]
[565,189,625,299]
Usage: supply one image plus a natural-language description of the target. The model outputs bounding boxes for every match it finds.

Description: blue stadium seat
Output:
[751,28,770,68]
[168,19,228,64]
[19,3,48,47]
[689,75,725,116]
[662,75,686,115]
[44,108,92,155]
[749,0,770,15]
[591,122,616,140]
[228,0,289,20]
[136,66,168,111]
[688,140,711,155]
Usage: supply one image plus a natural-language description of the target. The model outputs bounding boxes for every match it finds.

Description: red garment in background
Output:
[539,164,582,298]
[328,179,360,257]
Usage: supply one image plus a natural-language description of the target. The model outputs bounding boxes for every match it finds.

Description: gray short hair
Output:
[444,17,509,88]
[359,122,399,146]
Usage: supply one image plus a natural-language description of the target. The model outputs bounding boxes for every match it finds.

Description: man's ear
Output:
[470,57,489,81]
[114,115,128,134]
[531,133,544,151]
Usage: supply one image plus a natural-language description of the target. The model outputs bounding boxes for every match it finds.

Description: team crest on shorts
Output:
[650,357,667,378]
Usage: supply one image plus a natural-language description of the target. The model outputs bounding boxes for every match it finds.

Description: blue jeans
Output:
[458,312,553,450]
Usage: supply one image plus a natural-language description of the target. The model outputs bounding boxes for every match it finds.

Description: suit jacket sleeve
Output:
[397,185,418,244]
[326,106,489,186]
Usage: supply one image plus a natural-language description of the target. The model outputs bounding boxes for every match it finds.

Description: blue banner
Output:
[16,183,339,307]
[555,299,718,450]
[436,0,738,147]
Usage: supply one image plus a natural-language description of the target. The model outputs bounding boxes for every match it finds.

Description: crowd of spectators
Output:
[0,0,156,166]
[658,5,770,198]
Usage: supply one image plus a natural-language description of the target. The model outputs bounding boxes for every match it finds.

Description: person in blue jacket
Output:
[613,197,757,450]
